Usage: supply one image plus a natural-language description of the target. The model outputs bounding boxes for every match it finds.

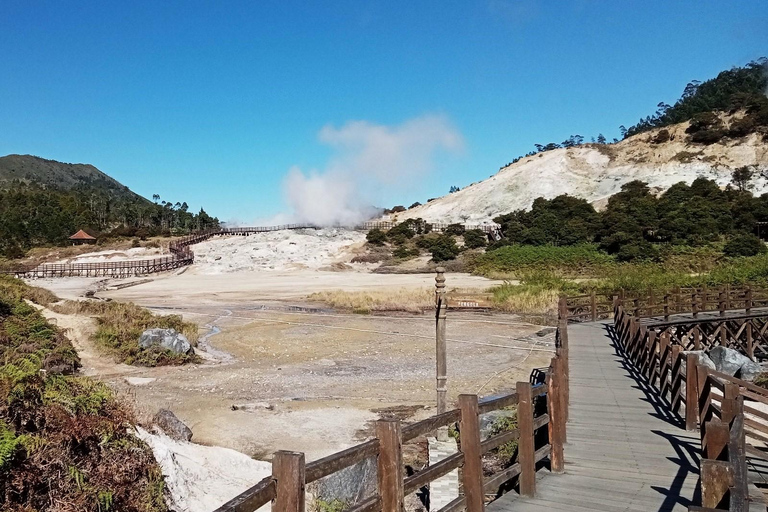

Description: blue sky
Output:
[1,1,766,223]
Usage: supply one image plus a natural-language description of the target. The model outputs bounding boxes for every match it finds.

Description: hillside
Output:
[393,117,768,225]
[0,154,146,202]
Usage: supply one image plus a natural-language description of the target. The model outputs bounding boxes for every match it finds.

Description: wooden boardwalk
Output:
[489,321,700,512]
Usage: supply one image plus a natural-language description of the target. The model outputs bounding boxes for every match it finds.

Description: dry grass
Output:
[490,285,560,315]
[52,300,200,366]
[308,288,435,314]
[0,275,59,306]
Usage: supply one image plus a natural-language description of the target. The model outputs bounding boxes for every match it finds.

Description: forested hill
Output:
[0,154,145,202]
[0,155,219,258]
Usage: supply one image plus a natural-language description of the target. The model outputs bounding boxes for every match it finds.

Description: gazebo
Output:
[69,230,97,245]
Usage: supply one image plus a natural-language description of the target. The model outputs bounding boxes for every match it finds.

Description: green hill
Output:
[0,154,146,202]
[0,155,219,259]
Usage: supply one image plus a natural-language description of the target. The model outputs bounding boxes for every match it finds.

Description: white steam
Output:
[282,114,464,226]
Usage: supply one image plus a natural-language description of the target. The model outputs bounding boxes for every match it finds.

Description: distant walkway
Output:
[489,321,700,512]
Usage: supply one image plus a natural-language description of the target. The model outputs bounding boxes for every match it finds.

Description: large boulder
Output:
[709,346,751,377]
[154,409,193,442]
[139,328,192,354]
[310,456,377,506]
[739,359,763,381]
[680,350,716,373]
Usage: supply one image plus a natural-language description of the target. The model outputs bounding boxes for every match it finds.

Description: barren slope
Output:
[394,120,768,224]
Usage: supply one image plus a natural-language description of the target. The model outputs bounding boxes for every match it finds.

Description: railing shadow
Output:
[603,323,701,511]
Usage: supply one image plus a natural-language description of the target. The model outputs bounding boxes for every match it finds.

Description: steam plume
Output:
[282,114,463,226]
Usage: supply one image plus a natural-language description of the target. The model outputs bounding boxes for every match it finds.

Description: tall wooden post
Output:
[517,381,536,497]
[272,451,306,512]
[548,357,565,473]
[376,419,404,512]
[458,395,484,512]
[590,290,597,321]
[685,355,699,431]
[435,267,447,417]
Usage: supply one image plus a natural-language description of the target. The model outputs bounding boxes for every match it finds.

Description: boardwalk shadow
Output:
[603,323,701,511]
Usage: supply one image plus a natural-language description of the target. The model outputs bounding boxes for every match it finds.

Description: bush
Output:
[392,246,419,259]
[728,116,757,138]
[652,129,671,144]
[616,241,661,262]
[463,229,487,249]
[408,202,421,209]
[723,234,767,257]
[428,235,460,262]
[473,244,613,275]
[690,128,726,144]
[366,229,386,246]
[443,223,465,236]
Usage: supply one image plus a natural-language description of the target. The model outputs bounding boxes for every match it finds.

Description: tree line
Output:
[0,183,219,258]
[491,170,768,261]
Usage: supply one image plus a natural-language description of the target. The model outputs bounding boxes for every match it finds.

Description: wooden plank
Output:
[403,451,463,495]
[212,476,275,512]
[401,409,461,442]
[305,439,378,483]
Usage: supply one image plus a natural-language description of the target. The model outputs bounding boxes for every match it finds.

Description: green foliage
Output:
[316,499,348,512]
[494,195,600,247]
[0,167,219,258]
[489,413,518,463]
[463,229,487,249]
[392,246,419,259]
[53,300,199,367]
[0,277,167,511]
[426,234,460,262]
[365,228,386,246]
[724,234,767,257]
[443,223,465,236]
[474,244,613,275]
[0,421,21,470]
[624,58,768,138]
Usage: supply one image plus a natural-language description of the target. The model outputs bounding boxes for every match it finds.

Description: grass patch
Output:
[0,275,59,306]
[473,244,613,277]
[0,277,167,512]
[308,288,435,314]
[52,300,200,366]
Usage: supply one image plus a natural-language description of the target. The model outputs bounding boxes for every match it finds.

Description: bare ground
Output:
[34,267,554,462]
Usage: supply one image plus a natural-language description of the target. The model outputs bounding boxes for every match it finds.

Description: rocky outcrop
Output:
[139,328,192,354]
[709,346,762,380]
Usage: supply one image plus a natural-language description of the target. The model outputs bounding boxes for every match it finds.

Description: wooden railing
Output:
[614,300,768,512]
[2,221,500,279]
[213,324,569,512]
[564,285,768,325]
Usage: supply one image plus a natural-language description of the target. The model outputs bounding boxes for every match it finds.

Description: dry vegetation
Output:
[0,277,167,512]
[308,288,435,313]
[52,300,200,366]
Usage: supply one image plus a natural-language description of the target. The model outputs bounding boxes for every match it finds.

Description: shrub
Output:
[390,205,406,213]
[443,223,465,236]
[392,246,419,259]
[386,222,415,240]
[690,128,726,144]
[728,116,757,138]
[366,229,386,246]
[652,129,671,144]
[473,244,613,275]
[408,202,422,209]
[723,234,767,257]
[616,241,661,262]
[428,235,460,262]
[463,229,487,249]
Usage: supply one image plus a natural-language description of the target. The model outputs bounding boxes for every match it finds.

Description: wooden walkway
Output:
[489,321,700,512]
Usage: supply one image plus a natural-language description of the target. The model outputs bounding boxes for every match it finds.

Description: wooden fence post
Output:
[729,398,748,512]
[590,290,597,321]
[376,419,404,512]
[272,451,306,512]
[685,355,699,431]
[516,381,535,497]
[548,357,565,473]
[671,345,683,413]
[558,296,568,322]
[458,395,484,512]
[721,383,739,424]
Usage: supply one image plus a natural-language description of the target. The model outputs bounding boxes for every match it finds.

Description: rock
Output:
[740,359,763,381]
[479,409,516,440]
[154,409,193,442]
[708,346,751,376]
[309,456,377,506]
[680,350,716,373]
[139,328,192,354]
[536,327,557,337]
[231,402,275,411]
[125,377,156,386]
